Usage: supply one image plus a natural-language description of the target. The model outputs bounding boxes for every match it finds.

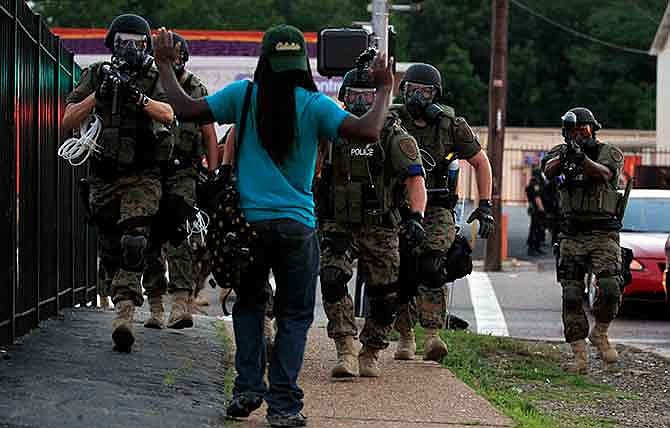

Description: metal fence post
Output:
[55,35,61,313]
[10,0,18,345]
[34,11,41,323]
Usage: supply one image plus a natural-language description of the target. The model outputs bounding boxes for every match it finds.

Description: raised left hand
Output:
[152,28,178,65]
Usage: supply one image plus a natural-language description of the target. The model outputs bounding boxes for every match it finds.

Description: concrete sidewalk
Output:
[0,295,512,428]
[238,325,513,428]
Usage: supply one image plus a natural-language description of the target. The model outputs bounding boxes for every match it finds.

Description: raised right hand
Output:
[371,53,394,91]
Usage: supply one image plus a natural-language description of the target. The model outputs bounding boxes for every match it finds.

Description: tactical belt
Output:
[561,217,621,235]
[362,210,397,228]
[426,188,458,210]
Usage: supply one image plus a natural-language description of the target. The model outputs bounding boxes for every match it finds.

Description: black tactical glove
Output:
[401,211,425,249]
[466,199,495,239]
[561,143,585,172]
[122,81,146,106]
[95,72,118,102]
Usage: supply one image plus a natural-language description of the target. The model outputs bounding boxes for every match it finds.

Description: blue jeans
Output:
[232,219,319,416]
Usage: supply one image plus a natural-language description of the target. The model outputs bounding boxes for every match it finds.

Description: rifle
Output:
[561,111,583,178]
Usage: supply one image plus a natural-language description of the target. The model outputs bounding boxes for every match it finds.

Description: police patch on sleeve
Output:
[399,138,419,160]
[454,117,476,142]
[609,147,624,163]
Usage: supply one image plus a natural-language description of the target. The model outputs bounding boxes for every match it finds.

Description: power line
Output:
[509,0,651,56]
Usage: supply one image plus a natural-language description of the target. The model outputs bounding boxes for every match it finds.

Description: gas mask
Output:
[113,33,152,72]
[173,49,187,78]
[569,125,597,152]
[173,62,186,78]
[404,83,436,120]
[344,87,376,118]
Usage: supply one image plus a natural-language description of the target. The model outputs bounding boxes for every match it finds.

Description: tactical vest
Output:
[558,145,621,222]
[392,104,456,191]
[91,62,162,176]
[329,134,395,226]
[160,71,203,163]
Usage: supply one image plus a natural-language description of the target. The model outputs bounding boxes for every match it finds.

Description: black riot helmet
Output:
[105,14,153,72]
[338,68,376,117]
[337,68,375,101]
[105,14,152,52]
[400,63,442,98]
[172,32,190,76]
[565,107,601,132]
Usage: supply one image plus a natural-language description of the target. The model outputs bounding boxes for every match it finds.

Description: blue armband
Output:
[407,164,425,177]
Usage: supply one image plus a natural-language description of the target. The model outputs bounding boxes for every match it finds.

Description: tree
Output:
[32,0,667,129]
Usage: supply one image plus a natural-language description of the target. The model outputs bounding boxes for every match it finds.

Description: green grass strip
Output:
[414,327,622,428]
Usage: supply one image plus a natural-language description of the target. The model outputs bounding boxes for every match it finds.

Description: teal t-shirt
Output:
[205,80,349,228]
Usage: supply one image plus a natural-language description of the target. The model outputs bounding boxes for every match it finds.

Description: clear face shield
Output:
[344,87,376,117]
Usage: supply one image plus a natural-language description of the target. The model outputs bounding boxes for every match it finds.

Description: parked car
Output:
[586,189,670,316]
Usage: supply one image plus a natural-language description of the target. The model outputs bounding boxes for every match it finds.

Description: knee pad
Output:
[121,233,148,272]
[320,266,351,303]
[562,285,583,311]
[418,251,445,289]
[368,290,399,326]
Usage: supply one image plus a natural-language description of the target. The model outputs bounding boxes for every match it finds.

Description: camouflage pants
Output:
[320,221,400,350]
[143,167,197,295]
[395,207,456,331]
[89,171,162,306]
[559,231,622,342]
[191,237,211,296]
[97,232,120,299]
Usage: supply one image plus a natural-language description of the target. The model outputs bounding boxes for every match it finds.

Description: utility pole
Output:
[369,0,423,59]
[484,0,509,272]
[370,0,390,58]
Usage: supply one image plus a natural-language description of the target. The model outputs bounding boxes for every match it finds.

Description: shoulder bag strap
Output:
[235,81,254,159]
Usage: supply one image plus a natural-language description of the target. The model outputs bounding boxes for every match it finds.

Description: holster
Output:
[426,188,457,209]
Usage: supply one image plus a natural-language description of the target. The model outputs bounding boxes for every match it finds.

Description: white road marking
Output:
[467,271,509,336]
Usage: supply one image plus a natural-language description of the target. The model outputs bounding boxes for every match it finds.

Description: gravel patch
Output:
[538,343,670,428]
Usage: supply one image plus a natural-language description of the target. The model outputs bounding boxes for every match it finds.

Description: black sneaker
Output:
[225,395,263,418]
[266,412,307,427]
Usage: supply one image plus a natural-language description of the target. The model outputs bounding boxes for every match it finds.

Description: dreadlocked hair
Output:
[254,55,318,165]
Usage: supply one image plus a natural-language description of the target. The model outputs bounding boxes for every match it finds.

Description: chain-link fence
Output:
[1,0,96,346]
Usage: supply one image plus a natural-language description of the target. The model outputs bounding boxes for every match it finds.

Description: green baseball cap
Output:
[261,25,308,72]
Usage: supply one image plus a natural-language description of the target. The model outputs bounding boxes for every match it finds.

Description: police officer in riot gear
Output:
[317,66,427,378]
[62,14,174,352]
[392,63,494,362]
[142,32,219,330]
[543,107,624,373]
